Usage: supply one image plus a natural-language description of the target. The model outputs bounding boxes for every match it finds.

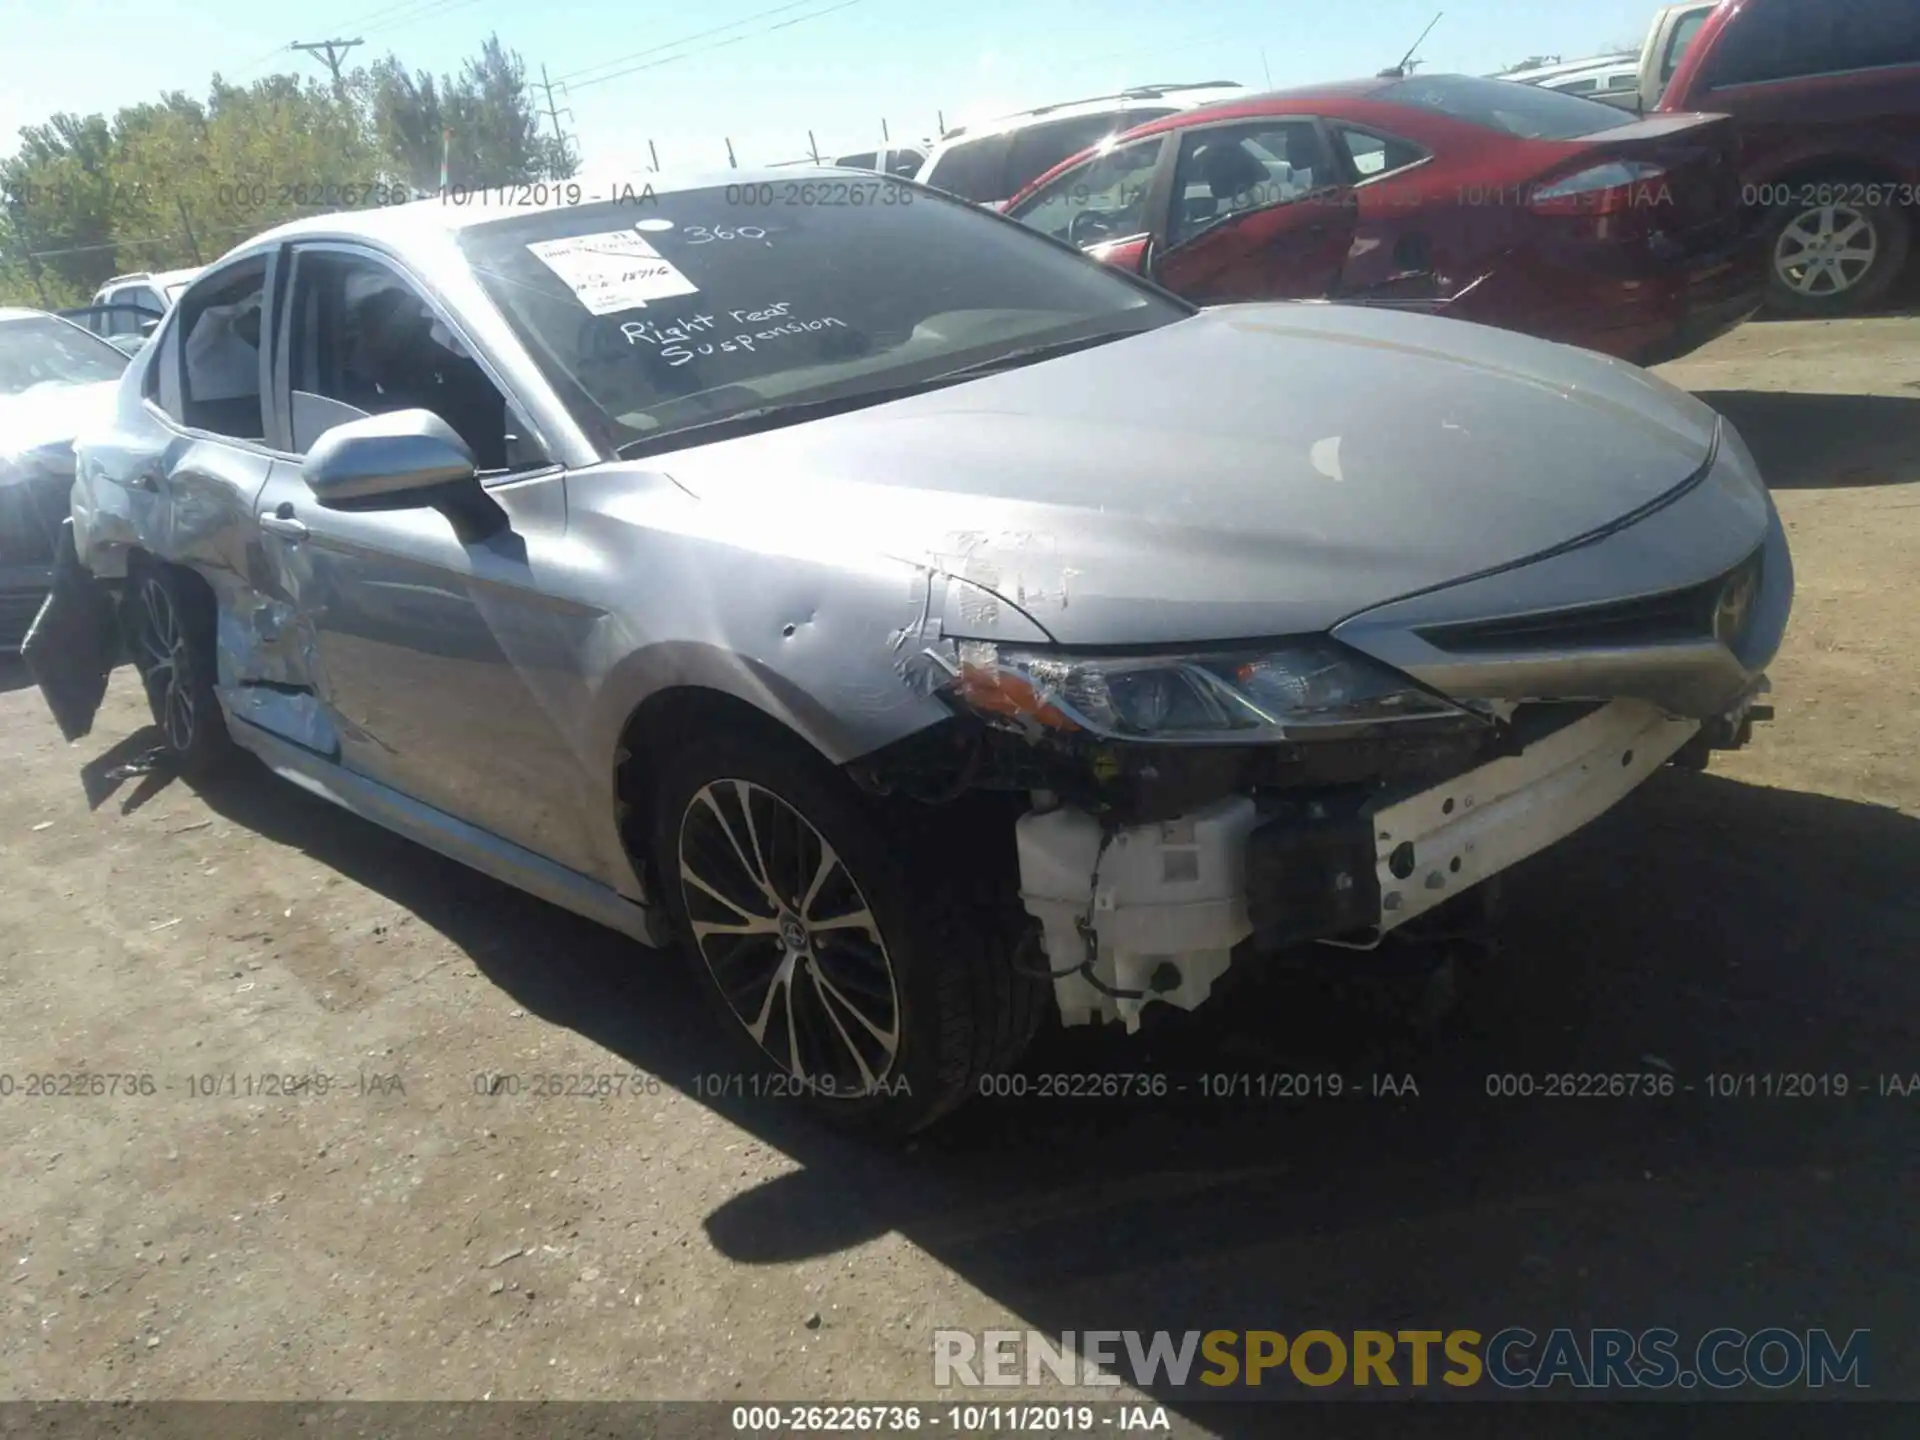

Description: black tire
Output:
[128,563,234,778]
[650,724,1046,1139]
[1763,192,1910,317]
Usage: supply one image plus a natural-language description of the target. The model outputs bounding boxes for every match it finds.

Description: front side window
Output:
[1002,109,1175,202]
[1166,122,1330,248]
[1011,136,1166,246]
[922,134,1015,204]
[173,258,267,440]
[284,249,541,472]
[1378,73,1635,139]
[458,186,1188,457]
[1706,0,1920,86]
[0,315,129,395]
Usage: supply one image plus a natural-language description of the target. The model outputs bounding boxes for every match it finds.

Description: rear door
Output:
[1150,118,1356,304]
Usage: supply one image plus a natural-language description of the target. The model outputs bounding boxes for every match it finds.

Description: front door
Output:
[260,243,608,881]
[1151,119,1357,304]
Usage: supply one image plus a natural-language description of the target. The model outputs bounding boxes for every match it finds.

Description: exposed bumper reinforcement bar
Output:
[1015,699,1701,1031]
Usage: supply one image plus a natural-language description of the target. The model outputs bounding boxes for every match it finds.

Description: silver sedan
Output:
[34,168,1792,1136]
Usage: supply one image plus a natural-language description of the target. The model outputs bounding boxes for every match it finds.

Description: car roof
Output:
[0,306,52,323]
[934,83,1248,144]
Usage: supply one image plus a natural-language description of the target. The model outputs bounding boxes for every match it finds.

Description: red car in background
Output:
[1655,0,1920,315]
[1004,73,1767,365]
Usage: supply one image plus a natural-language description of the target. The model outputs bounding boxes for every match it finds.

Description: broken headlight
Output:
[945,638,1472,743]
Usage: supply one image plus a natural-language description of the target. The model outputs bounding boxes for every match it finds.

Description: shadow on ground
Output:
[0,655,37,696]
[1752,262,1920,322]
[1694,390,1920,489]
[97,740,1920,1424]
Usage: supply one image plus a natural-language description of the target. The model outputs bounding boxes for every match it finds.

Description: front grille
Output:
[1417,547,1765,655]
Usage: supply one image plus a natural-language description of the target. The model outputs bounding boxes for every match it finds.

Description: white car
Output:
[1498,54,1643,109]
[74,267,204,352]
[916,82,1247,207]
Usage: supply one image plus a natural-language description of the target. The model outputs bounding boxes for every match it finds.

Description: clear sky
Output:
[2,0,1660,173]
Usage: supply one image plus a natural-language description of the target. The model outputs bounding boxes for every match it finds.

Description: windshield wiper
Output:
[613,329,1140,460]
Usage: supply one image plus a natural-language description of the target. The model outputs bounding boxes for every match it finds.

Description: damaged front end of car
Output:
[854,614,1775,1033]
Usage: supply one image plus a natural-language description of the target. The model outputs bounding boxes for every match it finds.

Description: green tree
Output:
[0,33,565,308]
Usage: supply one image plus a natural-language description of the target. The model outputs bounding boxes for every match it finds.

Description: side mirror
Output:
[302,409,478,512]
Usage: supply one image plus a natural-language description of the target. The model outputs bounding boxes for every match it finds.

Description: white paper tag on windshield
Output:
[526,230,698,315]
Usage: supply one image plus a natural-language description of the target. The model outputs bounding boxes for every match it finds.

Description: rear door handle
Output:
[259,508,309,542]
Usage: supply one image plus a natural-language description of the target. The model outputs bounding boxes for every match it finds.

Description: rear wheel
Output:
[1764,194,1910,316]
[129,564,233,778]
[651,726,1046,1138]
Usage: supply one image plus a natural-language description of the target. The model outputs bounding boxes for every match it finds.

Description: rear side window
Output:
[923,134,1015,203]
[1333,126,1429,180]
[1706,0,1920,86]
[1377,74,1636,139]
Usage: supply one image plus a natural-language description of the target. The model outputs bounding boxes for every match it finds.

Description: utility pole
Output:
[174,196,203,264]
[533,65,578,175]
[290,38,364,91]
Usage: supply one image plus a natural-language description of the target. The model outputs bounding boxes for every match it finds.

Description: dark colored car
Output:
[1656,0,1920,314]
[1005,74,1767,365]
[0,308,129,646]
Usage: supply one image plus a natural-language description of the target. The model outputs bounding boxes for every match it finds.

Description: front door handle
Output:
[259,505,309,542]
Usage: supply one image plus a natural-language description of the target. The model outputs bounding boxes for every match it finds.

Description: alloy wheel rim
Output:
[139,579,195,753]
[677,779,901,1095]
[1774,203,1878,298]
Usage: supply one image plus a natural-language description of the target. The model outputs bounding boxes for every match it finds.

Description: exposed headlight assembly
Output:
[944,638,1476,743]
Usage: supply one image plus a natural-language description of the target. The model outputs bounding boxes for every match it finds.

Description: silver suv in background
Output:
[70,267,204,354]
[915,82,1247,206]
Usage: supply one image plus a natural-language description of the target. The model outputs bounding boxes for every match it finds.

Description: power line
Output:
[564,0,869,95]
[554,0,830,86]
[360,0,484,41]
[534,64,578,170]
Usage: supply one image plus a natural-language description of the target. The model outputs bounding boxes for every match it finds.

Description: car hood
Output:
[658,303,1723,646]
[0,379,120,463]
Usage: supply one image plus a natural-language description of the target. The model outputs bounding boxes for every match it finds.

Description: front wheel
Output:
[1764,195,1910,316]
[651,727,1046,1138]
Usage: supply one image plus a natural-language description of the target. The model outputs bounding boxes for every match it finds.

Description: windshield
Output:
[1378,74,1637,140]
[458,182,1188,457]
[0,315,130,396]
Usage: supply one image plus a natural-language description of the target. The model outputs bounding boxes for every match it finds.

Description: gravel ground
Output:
[1,310,1916,1424]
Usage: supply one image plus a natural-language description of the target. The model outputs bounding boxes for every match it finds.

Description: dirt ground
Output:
[2,310,1917,1421]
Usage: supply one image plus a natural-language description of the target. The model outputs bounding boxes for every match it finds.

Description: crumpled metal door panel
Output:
[220,458,342,755]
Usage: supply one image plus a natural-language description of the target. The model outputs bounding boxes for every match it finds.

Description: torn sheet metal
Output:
[213,596,341,756]
[22,520,120,742]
